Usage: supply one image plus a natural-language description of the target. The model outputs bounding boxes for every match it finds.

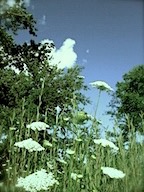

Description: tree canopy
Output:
[0,0,90,135]
[108,64,144,137]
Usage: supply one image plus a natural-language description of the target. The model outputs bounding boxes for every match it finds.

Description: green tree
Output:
[0,0,90,182]
[0,0,89,132]
[108,65,144,137]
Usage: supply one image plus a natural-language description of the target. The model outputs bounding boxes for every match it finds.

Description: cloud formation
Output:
[0,0,30,13]
[50,38,77,69]
[7,0,30,7]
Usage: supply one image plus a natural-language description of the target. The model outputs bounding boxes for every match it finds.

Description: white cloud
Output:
[50,38,77,69]
[39,15,46,25]
[7,0,30,7]
[24,0,30,7]
[7,0,15,7]
[0,0,30,13]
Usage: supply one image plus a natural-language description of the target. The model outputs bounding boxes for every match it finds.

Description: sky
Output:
[13,0,144,131]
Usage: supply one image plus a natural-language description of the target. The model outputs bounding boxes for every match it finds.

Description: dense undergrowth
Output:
[0,84,144,192]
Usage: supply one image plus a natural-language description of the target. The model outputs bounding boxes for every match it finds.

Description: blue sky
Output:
[15,0,144,130]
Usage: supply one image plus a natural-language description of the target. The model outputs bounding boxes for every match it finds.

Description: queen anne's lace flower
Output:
[101,167,125,179]
[90,81,113,92]
[26,122,49,131]
[14,138,45,152]
[94,138,119,151]
[16,169,59,192]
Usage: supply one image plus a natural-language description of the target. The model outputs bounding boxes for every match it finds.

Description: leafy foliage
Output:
[0,0,89,133]
[108,65,144,136]
[0,0,37,35]
[0,1,90,183]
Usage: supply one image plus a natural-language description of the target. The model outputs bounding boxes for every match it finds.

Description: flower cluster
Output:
[90,81,113,92]
[94,138,119,151]
[16,169,59,192]
[14,138,45,152]
[101,167,125,179]
[26,122,49,131]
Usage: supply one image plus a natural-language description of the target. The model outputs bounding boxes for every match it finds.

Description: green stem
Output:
[94,90,101,118]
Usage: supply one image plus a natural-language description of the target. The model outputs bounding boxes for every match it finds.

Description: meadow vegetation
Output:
[0,1,144,191]
[0,82,144,192]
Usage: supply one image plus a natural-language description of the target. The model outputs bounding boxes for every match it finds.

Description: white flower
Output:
[89,81,113,92]
[71,173,83,180]
[101,167,125,179]
[16,169,59,192]
[55,106,61,115]
[94,139,119,151]
[14,138,45,152]
[66,149,75,155]
[26,122,49,131]
[77,75,85,79]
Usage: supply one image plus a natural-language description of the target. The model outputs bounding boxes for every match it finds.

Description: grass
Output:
[0,90,144,192]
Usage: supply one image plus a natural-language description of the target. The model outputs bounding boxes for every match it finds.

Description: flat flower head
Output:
[14,138,45,152]
[26,122,49,131]
[16,169,59,192]
[101,167,125,179]
[94,138,119,151]
[90,81,114,92]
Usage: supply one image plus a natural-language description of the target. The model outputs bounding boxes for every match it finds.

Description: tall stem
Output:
[91,90,101,138]
[94,90,101,118]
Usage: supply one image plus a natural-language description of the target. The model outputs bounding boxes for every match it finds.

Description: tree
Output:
[108,65,144,137]
[0,0,89,132]
[0,0,90,183]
